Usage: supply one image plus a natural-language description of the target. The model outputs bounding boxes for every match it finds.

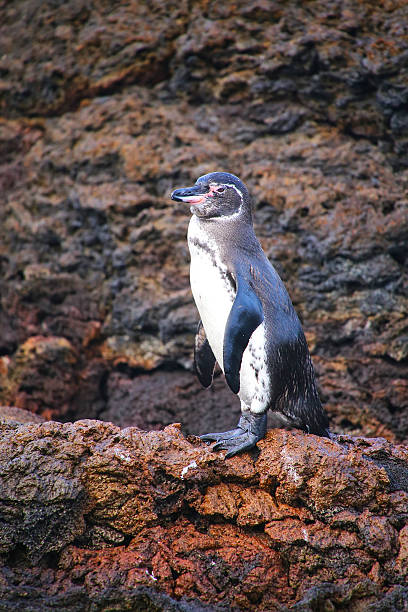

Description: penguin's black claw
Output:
[200,413,267,457]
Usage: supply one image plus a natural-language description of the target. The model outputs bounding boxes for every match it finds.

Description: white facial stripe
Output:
[225,183,244,205]
[206,182,245,221]
[208,182,244,204]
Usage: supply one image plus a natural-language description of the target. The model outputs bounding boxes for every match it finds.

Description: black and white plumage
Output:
[171,171,329,457]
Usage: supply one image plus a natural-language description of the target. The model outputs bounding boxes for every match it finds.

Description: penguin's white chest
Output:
[188,219,234,370]
[187,217,270,414]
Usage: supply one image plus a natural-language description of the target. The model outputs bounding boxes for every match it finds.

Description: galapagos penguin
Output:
[171,171,329,457]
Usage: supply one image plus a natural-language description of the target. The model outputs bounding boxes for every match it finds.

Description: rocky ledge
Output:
[1,415,407,611]
[1,1,407,609]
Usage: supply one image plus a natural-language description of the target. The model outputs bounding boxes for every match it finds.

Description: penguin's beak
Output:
[171,184,209,204]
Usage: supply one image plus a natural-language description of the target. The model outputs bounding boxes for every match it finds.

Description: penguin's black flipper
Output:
[223,272,264,394]
[194,320,216,388]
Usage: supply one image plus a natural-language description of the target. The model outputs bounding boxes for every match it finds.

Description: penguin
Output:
[171,171,329,457]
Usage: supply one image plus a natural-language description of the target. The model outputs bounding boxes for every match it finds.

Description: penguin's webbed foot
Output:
[212,432,259,458]
[200,413,267,458]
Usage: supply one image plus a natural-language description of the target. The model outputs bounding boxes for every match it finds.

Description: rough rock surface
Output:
[0,418,408,611]
[0,2,408,608]
[0,0,407,442]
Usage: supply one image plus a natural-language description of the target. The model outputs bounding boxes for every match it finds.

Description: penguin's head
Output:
[171,172,251,221]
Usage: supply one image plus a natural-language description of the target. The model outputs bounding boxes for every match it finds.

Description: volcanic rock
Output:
[0,1,407,608]
[0,419,407,611]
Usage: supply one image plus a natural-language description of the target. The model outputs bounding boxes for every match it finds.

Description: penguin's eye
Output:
[215,186,226,193]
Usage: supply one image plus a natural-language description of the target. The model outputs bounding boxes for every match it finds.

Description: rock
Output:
[97,369,241,437]
[0,405,46,425]
[0,335,79,420]
[0,419,407,610]
[0,4,407,608]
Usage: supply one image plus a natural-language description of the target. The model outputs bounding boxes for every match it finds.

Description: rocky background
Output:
[0,0,407,609]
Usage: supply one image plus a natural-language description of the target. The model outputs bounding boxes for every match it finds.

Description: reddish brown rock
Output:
[0,3,407,606]
[0,419,407,610]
